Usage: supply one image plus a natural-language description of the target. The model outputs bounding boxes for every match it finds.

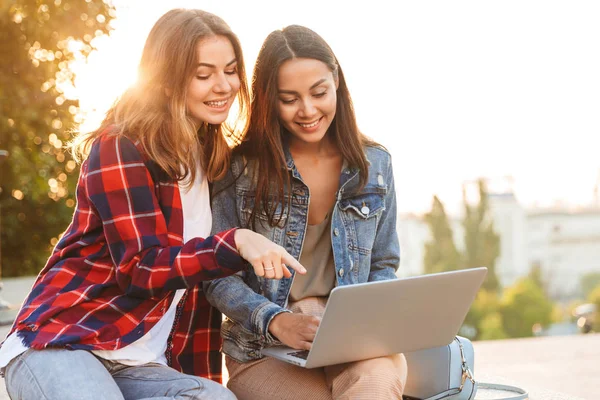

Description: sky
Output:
[71,0,600,215]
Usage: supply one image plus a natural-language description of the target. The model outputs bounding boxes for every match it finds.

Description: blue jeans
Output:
[5,349,236,400]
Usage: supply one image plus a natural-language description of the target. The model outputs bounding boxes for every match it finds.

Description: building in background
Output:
[524,207,600,299]
[398,178,600,301]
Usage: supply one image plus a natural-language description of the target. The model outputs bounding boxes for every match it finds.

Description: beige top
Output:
[289,212,336,302]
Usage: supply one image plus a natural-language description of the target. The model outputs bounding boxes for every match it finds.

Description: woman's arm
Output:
[85,135,246,298]
[205,274,289,341]
[204,163,289,341]
[86,135,302,298]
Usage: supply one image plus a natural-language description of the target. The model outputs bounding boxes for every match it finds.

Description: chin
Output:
[300,132,328,143]
[199,114,228,125]
[206,118,228,125]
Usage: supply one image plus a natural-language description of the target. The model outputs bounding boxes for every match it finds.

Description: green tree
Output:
[528,262,549,296]
[0,1,115,276]
[478,312,508,340]
[423,196,461,274]
[500,277,554,338]
[462,179,501,292]
[581,272,600,298]
[462,289,507,340]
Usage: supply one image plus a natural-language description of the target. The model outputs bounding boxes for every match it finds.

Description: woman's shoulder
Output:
[86,128,152,172]
[363,142,393,164]
[230,149,259,173]
[94,128,141,151]
[230,150,245,166]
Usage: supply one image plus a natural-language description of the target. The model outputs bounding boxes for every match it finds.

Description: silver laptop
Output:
[261,267,487,368]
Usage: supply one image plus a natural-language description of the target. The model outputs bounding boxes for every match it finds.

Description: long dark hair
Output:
[238,25,374,228]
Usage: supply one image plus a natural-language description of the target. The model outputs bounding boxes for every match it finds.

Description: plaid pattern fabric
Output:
[3,133,246,381]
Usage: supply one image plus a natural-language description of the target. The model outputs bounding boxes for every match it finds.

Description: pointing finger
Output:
[281,252,306,275]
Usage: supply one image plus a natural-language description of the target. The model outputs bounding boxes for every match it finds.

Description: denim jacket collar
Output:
[282,136,363,191]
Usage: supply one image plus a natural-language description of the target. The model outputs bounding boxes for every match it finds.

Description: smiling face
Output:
[276,57,338,146]
[186,35,240,127]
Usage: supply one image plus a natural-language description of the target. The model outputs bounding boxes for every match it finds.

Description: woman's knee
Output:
[329,354,407,398]
[347,354,405,376]
[5,349,123,400]
[392,353,408,384]
[189,376,237,400]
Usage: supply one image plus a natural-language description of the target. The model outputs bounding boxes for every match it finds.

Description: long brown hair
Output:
[239,25,374,228]
[70,9,250,184]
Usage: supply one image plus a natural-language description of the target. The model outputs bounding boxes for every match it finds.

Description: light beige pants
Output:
[226,297,408,400]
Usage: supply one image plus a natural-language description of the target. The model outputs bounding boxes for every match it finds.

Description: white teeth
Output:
[205,100,227,107]
[298,119,320,128]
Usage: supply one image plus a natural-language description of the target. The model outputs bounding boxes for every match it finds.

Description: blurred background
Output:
[0,0,599,341]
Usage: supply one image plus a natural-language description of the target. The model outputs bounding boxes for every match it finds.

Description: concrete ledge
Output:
[473,334,598,400]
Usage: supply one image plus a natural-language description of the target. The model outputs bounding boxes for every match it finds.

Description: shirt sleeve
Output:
[84,134,246,298]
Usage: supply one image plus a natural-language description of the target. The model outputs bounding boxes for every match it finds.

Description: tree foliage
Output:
[422,179,500,291]
[478,312,508,341]
[528,262,549,297]
[581,272,600,299]
[462,179,500,292]
[462,289,505,340]
[499,277,554,338]
[423,196,461,274]
[0,0,115,276]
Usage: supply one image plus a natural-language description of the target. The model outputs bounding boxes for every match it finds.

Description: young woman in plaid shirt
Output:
[0,8,305,400]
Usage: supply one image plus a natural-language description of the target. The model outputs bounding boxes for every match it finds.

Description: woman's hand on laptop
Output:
[269,313,321,350]
[234,229,306,279]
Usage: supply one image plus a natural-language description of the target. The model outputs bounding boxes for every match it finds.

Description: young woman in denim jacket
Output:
[207,25,407,399]
[0,9,304,400]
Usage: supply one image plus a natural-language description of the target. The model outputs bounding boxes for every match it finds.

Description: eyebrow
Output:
[278,78,327,94]
[197,58,237,69]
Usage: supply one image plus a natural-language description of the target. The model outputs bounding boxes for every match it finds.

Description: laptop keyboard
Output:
[287,350,309,360]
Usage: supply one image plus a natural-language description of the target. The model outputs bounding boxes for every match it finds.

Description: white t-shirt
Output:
[0,164,212,368]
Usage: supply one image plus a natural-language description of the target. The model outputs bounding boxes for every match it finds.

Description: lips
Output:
[204,99,228,108]
[297,117,322,128]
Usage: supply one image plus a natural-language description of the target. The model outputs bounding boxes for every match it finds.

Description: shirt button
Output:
[338,268,344,277]
[361,206,370,215]
[333,228,339,236]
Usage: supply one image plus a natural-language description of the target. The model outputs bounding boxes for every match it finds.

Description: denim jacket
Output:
[205,144,400,363]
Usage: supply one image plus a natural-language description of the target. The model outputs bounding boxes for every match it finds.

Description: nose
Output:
[213,72,232,94]
[298,98,317,118]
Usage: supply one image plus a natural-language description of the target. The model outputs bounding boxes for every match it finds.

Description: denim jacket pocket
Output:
[339,186,386,220]
[339,187,386,257]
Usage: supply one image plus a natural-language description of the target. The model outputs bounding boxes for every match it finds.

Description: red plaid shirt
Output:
[4,133,245,381]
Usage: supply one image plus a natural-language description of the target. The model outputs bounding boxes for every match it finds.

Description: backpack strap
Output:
[477,382,529,400]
